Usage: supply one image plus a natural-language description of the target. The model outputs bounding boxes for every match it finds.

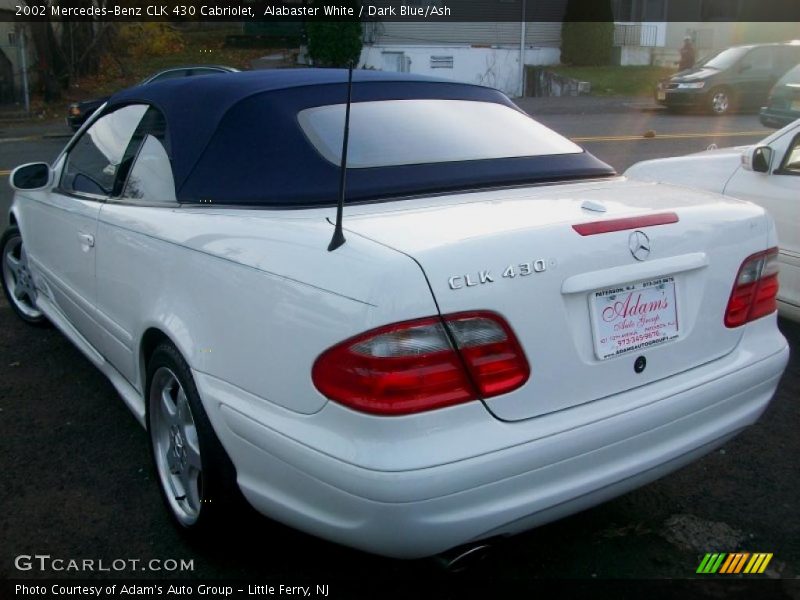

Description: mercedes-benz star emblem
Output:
[629,230,651,261]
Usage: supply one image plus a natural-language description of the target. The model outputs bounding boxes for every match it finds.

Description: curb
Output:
[0,133,71,144]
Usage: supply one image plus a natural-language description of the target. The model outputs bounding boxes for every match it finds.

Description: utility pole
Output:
[17,26,30,115]
[518,0,526,97]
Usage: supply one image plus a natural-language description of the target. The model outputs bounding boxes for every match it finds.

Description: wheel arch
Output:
[140,327,184,396]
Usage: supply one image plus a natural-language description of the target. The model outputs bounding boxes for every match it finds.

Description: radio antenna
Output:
[328,64,354,252]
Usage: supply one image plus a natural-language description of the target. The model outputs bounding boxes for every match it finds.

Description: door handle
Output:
[78,233,95,248]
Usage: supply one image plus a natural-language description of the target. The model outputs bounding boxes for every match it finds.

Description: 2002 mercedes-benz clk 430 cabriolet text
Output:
[1,70,789,558]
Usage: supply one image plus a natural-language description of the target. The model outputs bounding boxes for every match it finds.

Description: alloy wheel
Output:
[711,90,730,115]
[2,233,43,320]
[149,366,203,526]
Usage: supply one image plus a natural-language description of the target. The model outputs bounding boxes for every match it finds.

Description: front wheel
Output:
[147,342,242,532]
[708,87,733,115]
[1,226,47,325]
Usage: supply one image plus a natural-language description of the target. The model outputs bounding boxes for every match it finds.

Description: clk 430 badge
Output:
[448,260,548,290]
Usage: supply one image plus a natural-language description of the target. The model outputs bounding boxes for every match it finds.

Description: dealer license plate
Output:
[590,277,679,360]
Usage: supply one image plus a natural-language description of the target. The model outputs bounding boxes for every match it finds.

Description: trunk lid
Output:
[343,178,770,421]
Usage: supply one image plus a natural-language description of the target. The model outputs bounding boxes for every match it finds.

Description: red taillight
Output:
[311,311,530,415]
[725,248,780,328]
[572,212,679,236]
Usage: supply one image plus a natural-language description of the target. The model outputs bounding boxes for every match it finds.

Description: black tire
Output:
[146,342,243,533]
[708,87,733,116]
[1,226,49,326]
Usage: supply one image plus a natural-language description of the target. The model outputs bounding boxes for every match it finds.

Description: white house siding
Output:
[361,43,560,95]
[361,21,564,96]
[665,22,800,54]
[366,21,562,47]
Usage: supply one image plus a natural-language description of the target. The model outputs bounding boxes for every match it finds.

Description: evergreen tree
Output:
[560,0,615,66]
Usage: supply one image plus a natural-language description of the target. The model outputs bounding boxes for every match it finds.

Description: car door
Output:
[93,105,177,388]
[23,104,148,351]
[734,47,777,109]
[725,127,800,312]
[776,46,800,82]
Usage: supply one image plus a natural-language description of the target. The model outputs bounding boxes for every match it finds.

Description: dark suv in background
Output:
[760,64,800,127]
[656,41,800,115]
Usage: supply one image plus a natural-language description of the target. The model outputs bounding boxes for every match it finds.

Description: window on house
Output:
[430,56,454,69]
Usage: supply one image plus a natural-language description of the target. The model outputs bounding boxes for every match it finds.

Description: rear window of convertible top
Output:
[297,99,582,168]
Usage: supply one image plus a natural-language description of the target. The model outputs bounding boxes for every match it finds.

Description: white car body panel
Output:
[345,179,770,420]
[92,202,436,414]
[621,146,745,193]
[626,121,800,321]
[21,189,103,348]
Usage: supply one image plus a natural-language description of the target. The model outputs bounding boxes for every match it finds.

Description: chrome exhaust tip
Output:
[435,542,493,572]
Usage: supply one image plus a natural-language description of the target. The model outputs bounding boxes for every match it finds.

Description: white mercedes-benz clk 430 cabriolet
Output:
[2,70,789,559]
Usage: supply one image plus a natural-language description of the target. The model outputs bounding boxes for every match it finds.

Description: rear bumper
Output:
[195,317,788,558]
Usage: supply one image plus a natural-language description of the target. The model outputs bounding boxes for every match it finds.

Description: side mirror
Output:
[10,162,53,191]
[741,146,773,173]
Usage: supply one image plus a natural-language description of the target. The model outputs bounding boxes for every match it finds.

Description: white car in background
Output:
[626,120,800,322]
[1,70,790,559]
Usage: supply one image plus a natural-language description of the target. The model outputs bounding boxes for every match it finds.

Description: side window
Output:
[119,107,176,203]
[778,47,800,71]
[741,47,773,72]
[61,105,148,196]
[778,134,800,176]
[187,68,223,78]
[147,69,190,83]
[121,137,175,202]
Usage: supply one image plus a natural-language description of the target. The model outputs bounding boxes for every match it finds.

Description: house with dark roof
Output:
[0,1,35,105]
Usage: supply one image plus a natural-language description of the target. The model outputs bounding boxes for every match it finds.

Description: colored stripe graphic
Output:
[696,553,712,573]
[745,554,762,574]
[720,553,736,573]
[720,553,747,574]
[697,553,726,574]
[745,553,774,574]
[698,552,773,574]
[710,553,726,573]
[696,553,713,573]
[719,554,736,573]
[733,553,750,574]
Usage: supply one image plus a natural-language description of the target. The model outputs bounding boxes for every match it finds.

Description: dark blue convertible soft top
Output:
[109,69,614,207]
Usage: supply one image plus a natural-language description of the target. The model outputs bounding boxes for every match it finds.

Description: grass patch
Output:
[549,66,675,97]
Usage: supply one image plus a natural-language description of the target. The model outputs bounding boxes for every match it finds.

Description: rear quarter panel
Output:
[94,204,437,414]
